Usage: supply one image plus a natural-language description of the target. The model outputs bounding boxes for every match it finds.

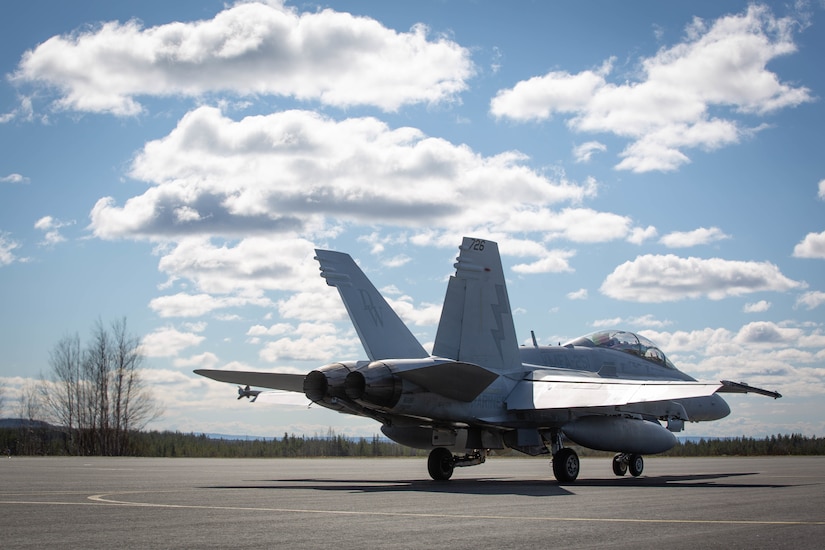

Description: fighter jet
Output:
[196,237,780,482]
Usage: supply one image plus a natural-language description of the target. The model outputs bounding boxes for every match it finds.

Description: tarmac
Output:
[1,455,824,549]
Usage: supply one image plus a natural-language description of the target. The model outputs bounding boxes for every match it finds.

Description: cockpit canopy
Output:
[563,330,676,370]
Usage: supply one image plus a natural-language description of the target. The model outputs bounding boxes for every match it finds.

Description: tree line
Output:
[1,426,427,458]
[3,425,824,458]
[663,433,825,456]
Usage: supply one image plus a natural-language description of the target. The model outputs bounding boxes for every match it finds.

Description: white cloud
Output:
[149,292,274,318]
[793,230,825,259]
[34,215,75,246]
[567,288,588,300]
[13,2,473,115]
[735,321,803,346]
[572,141,606,163]
[642,322,825,398]
[0,233,22,266]
[247,323,293,338]
[490,5,812,172]
[358,232,409,251]
[818,179,825,200]
[386,296,442,327]
[627,225,658,245]
[491,61,610,121]
[600,254,804,302]
[258,322,359,363]
[83,106,626,302]
[155,236,319,295]
[90,107,594,242]
[744,300,771,313]
[796,291,825,310]
[384,255,411,268]
[0,173,29,184]
[173,352,220,369]
[659,226,730,248]
[511,248,576,274]
[140,326,206,357]
[641,327,734,355]
[504,207,631,244]
[276,290,346,322]
[594,314,671,329]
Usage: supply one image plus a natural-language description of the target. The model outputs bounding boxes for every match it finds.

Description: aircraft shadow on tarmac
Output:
[204,471,789,497]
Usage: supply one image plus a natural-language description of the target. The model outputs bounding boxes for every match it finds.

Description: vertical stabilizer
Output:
[432,237,521,373]
[315,249,429,361]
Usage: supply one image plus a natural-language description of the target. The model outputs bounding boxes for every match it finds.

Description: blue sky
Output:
[1,0,824,439]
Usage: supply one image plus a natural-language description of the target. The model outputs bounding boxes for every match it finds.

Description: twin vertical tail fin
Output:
[315,249,429,361]
[432,238,522,373]
[316,237,521,375]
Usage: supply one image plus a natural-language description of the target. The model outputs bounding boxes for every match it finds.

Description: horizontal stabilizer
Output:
[718,380,782,399]
[396,362,499,402]
[195,369,305,393]
[508,372,722,410]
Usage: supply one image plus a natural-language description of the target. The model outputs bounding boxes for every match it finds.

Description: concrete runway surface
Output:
[1,456,823,549]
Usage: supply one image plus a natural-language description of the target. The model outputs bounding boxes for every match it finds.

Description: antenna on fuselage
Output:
[530,330,539,348]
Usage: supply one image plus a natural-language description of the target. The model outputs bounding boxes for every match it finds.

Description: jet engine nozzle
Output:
[303,362,356,403]
[345,362,402,408]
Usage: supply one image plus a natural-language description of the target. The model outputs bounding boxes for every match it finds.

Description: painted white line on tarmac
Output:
[83,492,825,526]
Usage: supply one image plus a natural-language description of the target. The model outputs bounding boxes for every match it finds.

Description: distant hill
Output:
[0,418,54,429]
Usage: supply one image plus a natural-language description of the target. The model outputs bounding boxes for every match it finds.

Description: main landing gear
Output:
[612,453,644,477]
[549,429,580,483]
[426,442,644,483]
[547,431,646,482]
[551,447,580,483]
[427,448,487,481]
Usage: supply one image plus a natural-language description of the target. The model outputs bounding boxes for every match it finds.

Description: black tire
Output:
[612,453,628,476]
[427,447,454,481]
[628,454,644,477]
[552,448,580,483]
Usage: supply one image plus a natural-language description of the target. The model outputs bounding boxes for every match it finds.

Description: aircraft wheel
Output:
[427,447,454,481]
[612,453,628,476]
[628,454,644,477]
[552,448,580,483]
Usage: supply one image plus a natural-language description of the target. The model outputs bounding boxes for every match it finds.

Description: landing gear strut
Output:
[549,429,579,483]
[612,453,644,477]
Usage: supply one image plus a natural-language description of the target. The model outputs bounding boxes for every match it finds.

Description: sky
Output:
[1,0,824,440]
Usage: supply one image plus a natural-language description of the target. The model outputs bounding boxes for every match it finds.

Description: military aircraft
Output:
[196,237,781,482]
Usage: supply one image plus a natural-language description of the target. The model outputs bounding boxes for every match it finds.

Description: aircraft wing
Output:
[717,380,782,399]
[507,371,722,411]
[195,369,305,393]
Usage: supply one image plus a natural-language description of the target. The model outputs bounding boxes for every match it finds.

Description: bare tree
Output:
[43,319,162,455]
[16,381,44,454]
[86,320,111,453]
[109,317,162,454]
[44,333,84,453]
